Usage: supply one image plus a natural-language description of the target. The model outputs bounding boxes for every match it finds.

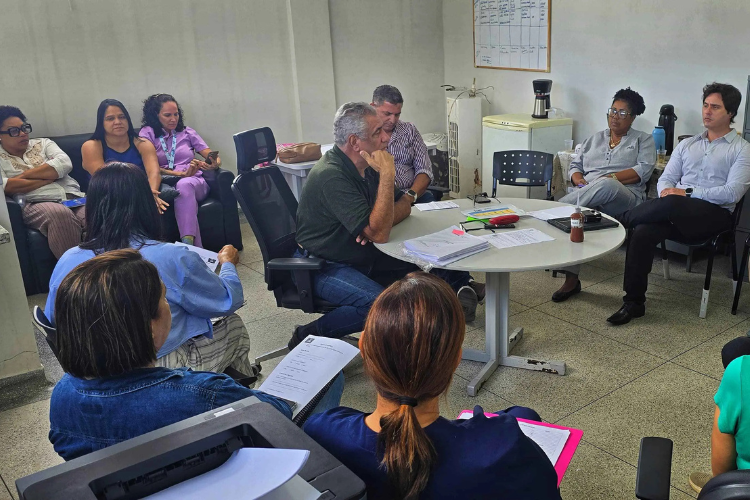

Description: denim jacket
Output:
[49,367,291,461]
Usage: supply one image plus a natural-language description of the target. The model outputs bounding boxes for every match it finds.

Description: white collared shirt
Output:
[0,138,83,202]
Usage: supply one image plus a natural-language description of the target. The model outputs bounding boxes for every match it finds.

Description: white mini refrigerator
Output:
[482,114,573,199]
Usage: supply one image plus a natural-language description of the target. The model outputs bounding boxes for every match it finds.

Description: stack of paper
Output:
[404,226,490,265]
[414,201,459,212]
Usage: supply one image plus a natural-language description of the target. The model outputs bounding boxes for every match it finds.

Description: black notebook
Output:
[547,216,620,233]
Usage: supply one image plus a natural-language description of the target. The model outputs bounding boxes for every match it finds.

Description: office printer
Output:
[16,398,366,499]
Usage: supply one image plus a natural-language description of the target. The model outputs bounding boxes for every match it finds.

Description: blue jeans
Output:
[294,249,471,338]
[415,190,435,204]
[311,372,345,415]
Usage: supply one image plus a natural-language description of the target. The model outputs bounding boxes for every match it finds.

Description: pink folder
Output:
[457,410,583,487]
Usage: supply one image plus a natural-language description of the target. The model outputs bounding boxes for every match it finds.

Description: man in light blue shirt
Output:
[607,82,750,325]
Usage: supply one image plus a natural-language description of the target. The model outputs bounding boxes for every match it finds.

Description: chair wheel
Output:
[251,363,262,375]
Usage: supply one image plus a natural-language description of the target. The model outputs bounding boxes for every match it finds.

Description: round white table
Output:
[376,198,626,396]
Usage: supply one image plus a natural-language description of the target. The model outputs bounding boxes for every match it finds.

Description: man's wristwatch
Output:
[685,187,693,198]
[404,189,418,202]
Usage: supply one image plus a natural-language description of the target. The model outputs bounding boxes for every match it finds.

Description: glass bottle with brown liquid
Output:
[570,206,584,243]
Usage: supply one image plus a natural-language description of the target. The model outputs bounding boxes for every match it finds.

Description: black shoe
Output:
[468,280,486,303]
[551,280,581,303]
[288,326,305,351]
[606,303,646,325]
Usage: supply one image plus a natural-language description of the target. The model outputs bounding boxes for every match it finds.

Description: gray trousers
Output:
[557,178,641,276]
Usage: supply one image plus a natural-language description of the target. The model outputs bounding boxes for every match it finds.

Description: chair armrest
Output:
[635,437,673,500]
[204,168,234,203]
[267,257,325,271]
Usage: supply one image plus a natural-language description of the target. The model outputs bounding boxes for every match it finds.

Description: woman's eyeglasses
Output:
[607,108,633,118]
[0,123,32,137]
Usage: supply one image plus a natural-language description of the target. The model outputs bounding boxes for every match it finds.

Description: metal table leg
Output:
[463,271,566,396]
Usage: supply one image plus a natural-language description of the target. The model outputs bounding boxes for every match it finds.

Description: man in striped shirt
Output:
[371,85,435,203]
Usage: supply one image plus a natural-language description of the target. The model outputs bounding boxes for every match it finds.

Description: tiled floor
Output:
[4,222,750,499]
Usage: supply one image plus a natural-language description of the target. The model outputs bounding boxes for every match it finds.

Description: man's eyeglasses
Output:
[0,123,32,137]
[607,108,633,118]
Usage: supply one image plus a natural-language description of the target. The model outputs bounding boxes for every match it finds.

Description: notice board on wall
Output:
[473,0,551,72]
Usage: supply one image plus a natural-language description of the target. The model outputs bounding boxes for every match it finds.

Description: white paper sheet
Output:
[527,206,577,221]
[481,228,555,249]
[414,201,459,211]
[174,242,220,271]
[259,336,359,417]
[518,421,570,466]
[260,474,321,500]
[145,448,311,500]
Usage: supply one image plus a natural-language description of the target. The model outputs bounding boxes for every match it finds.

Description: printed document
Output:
[517,421,570,465]
[146,448,319,500]
[414,201,459,211]
[481,228,554,249]
[460,204,526,219]
[259,336,359,418]
[404,226,490,264]
[174,242,220,272]
[528,206,576,221]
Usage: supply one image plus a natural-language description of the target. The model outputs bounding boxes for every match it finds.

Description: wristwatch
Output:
[404,189,418,202]
[685,187,693,198]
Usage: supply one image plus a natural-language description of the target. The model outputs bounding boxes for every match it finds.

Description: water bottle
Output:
[652,126,666,152]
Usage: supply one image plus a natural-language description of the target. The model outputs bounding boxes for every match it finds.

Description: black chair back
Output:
[492,150,554,198]
[233,127,277,173]
[48,133,92,192]
[698,470,750,499]
[232,166,298,292]
[31,306,59,358]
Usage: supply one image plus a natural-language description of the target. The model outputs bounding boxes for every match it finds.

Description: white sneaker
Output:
[457,285,479,322]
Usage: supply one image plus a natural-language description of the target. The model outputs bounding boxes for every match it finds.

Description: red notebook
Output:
[457,409,583,487]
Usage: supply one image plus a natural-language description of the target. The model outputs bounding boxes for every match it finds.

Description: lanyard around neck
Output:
[159,132,178,170]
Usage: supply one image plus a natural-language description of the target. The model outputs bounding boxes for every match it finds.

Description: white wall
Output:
[0,0,301,172]
[443,0,750,144]
[329,0,446,134]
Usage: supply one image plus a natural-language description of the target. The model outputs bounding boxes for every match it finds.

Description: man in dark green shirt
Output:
[290,102,484,348]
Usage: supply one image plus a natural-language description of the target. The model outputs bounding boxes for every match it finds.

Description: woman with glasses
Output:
[304,272,560,500]
[0,105,86,258]
[550,88,656,303]
[81,99,169,213]
[139,94,220,247]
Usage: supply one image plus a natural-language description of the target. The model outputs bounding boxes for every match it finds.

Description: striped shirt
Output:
[387,120,433,190]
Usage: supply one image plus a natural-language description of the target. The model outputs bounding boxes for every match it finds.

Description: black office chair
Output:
[491,150,554,200]
[635,436,750,500]
[659,196,745,318]
[732,230,750,315]
[232,128,346,366]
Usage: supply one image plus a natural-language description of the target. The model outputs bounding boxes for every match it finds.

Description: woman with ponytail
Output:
[304,272,560,499]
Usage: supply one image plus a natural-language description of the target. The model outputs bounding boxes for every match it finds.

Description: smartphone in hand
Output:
[206,151,219,165]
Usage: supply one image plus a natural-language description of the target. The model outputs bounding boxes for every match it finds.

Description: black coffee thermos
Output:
[658,105,678,155]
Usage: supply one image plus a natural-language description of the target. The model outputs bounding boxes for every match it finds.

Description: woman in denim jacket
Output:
[48,249,342,460]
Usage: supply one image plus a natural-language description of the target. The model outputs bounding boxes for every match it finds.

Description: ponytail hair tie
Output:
[397,396,418,407]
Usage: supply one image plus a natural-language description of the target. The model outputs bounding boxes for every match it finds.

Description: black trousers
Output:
[619,196,732,304]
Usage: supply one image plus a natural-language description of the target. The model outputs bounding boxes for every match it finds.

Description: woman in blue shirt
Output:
[81,98,170,212]
[45,162,254,377]
[48,249,294,461]
[304,272,560,500]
